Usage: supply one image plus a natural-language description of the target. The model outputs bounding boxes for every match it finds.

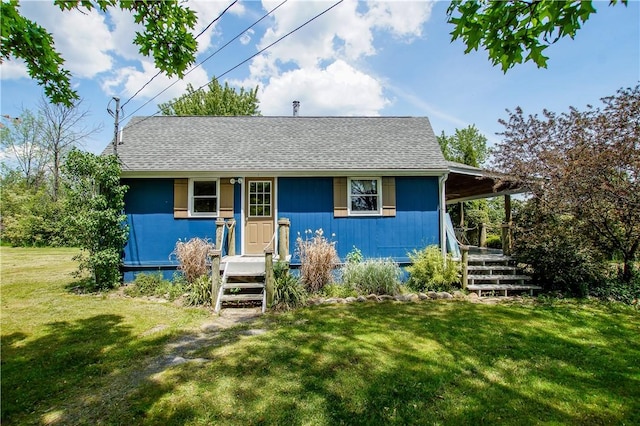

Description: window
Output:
[248,180,272,217]
[189,179,218,216]
[348,178,381,215]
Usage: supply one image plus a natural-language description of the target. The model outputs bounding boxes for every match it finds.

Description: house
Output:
[109,115,517,281]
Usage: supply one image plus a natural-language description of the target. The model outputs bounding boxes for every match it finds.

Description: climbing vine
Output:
[63,149,128,290]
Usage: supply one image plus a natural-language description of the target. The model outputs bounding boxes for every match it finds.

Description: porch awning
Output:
[445,162,526,204]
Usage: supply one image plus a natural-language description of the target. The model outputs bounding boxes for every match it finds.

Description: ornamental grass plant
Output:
[273,261,308,310]
[340,258,402,295]
[295,229,340,293]
[171,237,215,283]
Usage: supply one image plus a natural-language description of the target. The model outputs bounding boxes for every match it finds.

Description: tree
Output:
[493,85,639,284]
[39,97,101,200]
[437,124,488,167]
[0,171,69,246]
[0,99,99,199]
[1,0,198,106]
[159,79,261,116]
[438,125,491,244]
[447,0,627,72]
[0,110,48,188]
[63,149,129,290]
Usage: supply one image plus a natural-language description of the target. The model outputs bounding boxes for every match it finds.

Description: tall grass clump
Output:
[341,258,402,295]
[171,237,215,282]
[273,261,307,310]
[296,229,340,293]
[406,245,460,292]
[184,274,212,306]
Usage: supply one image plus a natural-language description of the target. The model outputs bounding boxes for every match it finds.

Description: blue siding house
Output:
[110,116,452,281]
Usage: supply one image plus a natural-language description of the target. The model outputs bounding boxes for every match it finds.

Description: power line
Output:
[120,0,288,122]
[121,0,344,130]
[194,0,238,39]
[120,0,239,110]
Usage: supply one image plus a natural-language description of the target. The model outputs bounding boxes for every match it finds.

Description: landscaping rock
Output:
[453,291,466,300]
[418,292,429,300]
[437,292,453,299]
[379,295,395,301]
[366,294,380,302]
[427,291,438,299]
[345,297,357,303]
[395,293,419,302]
[467,292,479,300]
[356,296,368,302]
[323,298,339,304]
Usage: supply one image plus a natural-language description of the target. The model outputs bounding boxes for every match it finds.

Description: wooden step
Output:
[224,262,265,276]
[468,275,532,286]
[220,293,265,302]
[468,265,519,272]
[225,271,265,278]
[222,282,265,290]
[467,283,542,297]
[468,255,513,266]
[469,274,532,281]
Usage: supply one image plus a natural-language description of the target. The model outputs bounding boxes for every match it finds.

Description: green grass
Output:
[2,247,639,425]
[0,247,210,425]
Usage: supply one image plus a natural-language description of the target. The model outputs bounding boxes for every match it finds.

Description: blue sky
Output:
[1,0,638,158]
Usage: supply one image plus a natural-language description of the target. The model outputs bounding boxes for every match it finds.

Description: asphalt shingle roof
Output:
[108,116,447,175]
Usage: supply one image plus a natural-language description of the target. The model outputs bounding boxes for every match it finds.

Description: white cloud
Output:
[259,60,389,116]
[365,1,434,39]
[107,8,145,62]
[240,29,255,45]
[0,58,29,80]
[20,2,114,78]
[100,60,210,109]
[246,0,433,116]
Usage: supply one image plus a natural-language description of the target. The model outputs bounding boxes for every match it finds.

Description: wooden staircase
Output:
[214,260,266,313]
[466,253,541,296]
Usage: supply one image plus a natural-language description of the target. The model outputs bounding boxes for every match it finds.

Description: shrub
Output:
[124,272,184,300]
[590,267,640,305]
[345,246,364,264]
[296,229,340,293]
[322,283,357,298]
[273,263,307,310]
[185,274,212,306]
[341,258,402,295]
[171,237,215,283]
[514,207,604,297]
[486,234,502,249]
[406,245,460,292]
[0,187,69,247]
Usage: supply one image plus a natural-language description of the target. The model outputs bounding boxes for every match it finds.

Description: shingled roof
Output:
[108,116,447,176]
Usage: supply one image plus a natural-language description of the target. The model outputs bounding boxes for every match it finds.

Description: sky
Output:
[1,0,639,160]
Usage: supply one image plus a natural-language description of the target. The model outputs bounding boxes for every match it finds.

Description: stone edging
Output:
[307,290,479,305]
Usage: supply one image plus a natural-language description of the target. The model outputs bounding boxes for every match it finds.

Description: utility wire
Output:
[120,0,238,110]
[194,0,238,39]
[121,0,344,130]
[120,0,288,122]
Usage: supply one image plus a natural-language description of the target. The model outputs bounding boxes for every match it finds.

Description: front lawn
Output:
[1,247,638,425]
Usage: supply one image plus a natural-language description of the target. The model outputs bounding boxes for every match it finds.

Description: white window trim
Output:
[347,177,382,216]
[188,178,219,217]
